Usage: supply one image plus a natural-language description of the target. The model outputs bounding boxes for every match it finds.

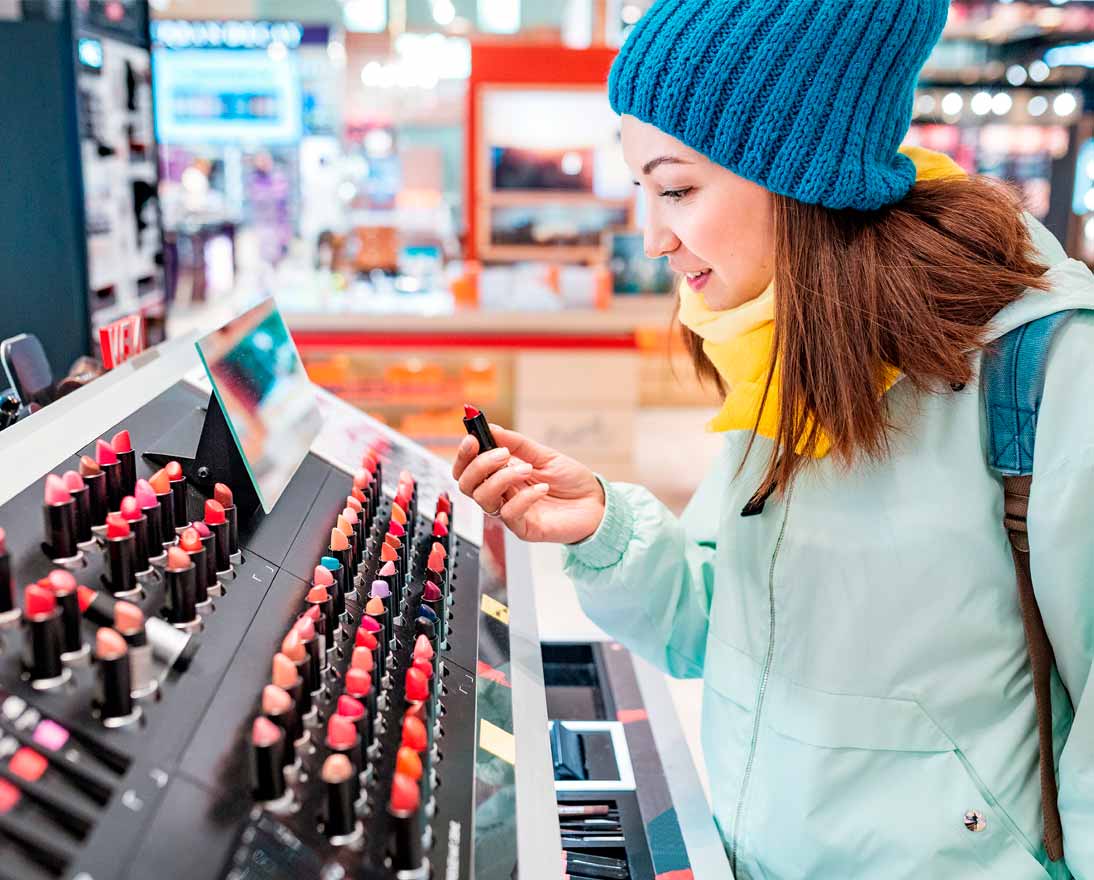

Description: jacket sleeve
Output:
[561,441,732,679]
[1029,311,1094,878]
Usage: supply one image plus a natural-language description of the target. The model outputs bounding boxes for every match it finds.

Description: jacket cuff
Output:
[565,477,634,570]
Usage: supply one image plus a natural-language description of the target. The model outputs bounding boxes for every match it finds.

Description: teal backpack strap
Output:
[981,310,1076,863]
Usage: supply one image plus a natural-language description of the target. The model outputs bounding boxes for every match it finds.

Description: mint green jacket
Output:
[565,219,1094,879]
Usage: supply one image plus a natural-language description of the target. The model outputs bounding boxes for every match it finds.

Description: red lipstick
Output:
[104,513,138,598]
[95,438,123,511]
[325,714,363,800]
[23,584,68,689]
[462,403,498,453]
[388,771,426,876]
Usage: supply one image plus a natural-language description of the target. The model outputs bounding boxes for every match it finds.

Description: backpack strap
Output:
[981,310,1076,863]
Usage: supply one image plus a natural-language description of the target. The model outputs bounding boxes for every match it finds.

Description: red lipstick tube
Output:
[462,404,498,452]
[23,592,68,690]
[105,532,138,599]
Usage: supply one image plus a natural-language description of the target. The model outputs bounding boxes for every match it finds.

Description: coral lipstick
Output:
[164,546,200,632]
[95,628,139,728]
[114,601,156,700]
[111,430,136,497]
[213,483,239,557]
[149,469,175,542]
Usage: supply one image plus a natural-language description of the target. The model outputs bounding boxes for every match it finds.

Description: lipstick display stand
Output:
[0,335,556,880]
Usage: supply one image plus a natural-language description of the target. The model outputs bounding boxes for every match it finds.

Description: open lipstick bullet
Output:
[62,470,93,545]
[42,475,79,564]
[78,585,196,672]
[320,555,348,616]
[148,469,176,545]
[79,456,109,526]
[119,496,151,575]
[321,753,362,845]
[337,512,359,571]
[191,521,221,597]
[272,652,314,725]
[111,430,136,498]
[43,569,87,665]
[213,483,239,559]
[388,772,428,878]
[203,500,231,576]
[280,630,314,722]
[336,694,372,758]
[164,547,200,632]
[96,439,123,512]
[250,717,291,810]
[324,714,363,804]
[327,528,352,613]
[178,527,212,612]
[94,628,140,728]
[135,480,166,563]
[292,615,322,694]
[165,461,187,530]
[463,403,498,453]
[114,601,157,700]
[358,615,386,678]
[262,684,303,773]
[309,569,337,645]
[343,668,377,746]
[22,584,69,689]
[103,514,139,598]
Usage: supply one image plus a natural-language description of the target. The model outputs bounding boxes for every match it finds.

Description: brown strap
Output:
[1003,475,1065,862]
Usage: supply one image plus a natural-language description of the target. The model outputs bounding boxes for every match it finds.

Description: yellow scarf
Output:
[679,146,966,457]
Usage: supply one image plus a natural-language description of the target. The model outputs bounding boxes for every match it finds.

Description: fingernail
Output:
[535,483,549,492]
[495,447,510,459]
[513,462,533,474]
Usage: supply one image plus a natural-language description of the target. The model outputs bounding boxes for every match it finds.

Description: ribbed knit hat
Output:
[609,0,950,211]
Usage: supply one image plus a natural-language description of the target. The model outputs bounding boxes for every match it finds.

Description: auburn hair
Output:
[680,175,1050,498]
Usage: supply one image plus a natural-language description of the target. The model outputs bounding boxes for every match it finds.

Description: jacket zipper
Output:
[729,492,792,877]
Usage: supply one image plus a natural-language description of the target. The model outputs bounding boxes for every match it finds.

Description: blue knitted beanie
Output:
[609,0,950,211]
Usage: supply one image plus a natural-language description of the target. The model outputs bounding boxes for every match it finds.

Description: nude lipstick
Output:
[250,717,290,809]
[43,569,86,664]
[77,585,196,672]
[164,546,200,632]
[262,684,303,773]
[114,601,156,700]
[79,456,109,526]
[42,475,79,563]
[94,628,140,728]
[178,527,212,612]
[165,460,187,530]
[213,483,239,558]
[321,753,362,845]
[149,469,176,544]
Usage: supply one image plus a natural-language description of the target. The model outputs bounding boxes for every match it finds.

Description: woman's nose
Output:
[644,224,680,259]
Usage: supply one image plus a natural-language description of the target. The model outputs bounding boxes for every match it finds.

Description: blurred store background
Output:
[4,0,1094,510]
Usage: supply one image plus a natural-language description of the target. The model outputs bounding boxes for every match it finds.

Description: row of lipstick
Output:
[250,450,454,876]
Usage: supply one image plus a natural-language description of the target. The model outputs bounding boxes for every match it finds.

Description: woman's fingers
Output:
[472,460,533,514]
[488,425,552,467]
[499,483,550,528]
[456,446,510,498]
[452,435,480,481]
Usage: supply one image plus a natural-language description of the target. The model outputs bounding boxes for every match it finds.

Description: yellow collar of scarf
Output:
[679,146,965,457]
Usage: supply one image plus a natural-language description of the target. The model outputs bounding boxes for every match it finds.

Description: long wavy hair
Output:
[680,175,1050,497]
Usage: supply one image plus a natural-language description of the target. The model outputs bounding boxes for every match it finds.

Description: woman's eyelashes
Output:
[660,186,694,201]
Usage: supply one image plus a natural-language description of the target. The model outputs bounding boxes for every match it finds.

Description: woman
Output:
[454,1,1094,876]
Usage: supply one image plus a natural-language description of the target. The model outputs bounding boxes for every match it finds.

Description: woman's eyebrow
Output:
[642,156,692,175]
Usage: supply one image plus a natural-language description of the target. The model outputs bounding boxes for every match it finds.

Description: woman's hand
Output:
[452,425,605,545]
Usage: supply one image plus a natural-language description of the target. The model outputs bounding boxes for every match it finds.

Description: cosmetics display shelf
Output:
[0,339,555,880]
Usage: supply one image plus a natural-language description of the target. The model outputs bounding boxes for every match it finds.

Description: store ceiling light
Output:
[433,0,457,26]
[621,4,643,24]
[1029,60,1050,82]
[971,91,992,115]
[915,93,936,116]
[267,41,288,62]
[1005,65,1027,86]
[1028,95,1049,117]
[343,0,387,33]
[1054,92,1078,117]
[991,92,1013,116]
[561,152,584,175]
[478,0,520,34]
[941,92,964,116]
